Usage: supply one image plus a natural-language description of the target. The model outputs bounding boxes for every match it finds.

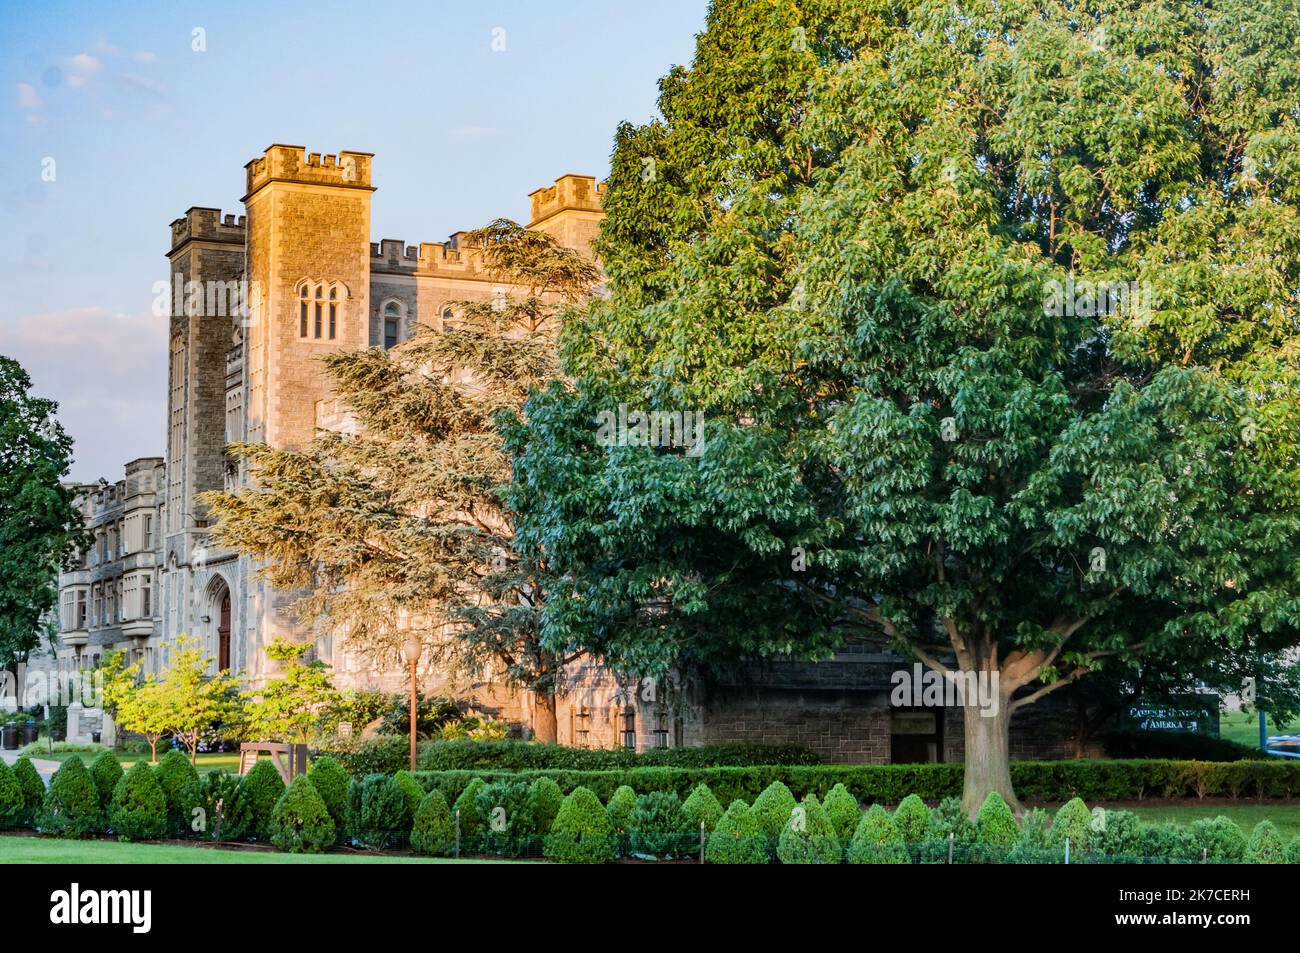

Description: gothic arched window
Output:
[383,300,402,349]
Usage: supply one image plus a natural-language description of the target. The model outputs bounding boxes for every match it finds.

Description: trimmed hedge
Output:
[705,800,767,865]
[270,775,335,854]
[306,756,350,844]
[346,773,411,850]
[682,783,724,834]
[411,759,1300,807]
[90,751,124,811]
[13,758,45,823]
[777,794,840,865]
[231,761,286,841]
[154,750,199,835]
[544,786,616,864]
[411,790,455,856]
[181,770,241,840]
[411,739,819,772]
[318,738,819,777]
[109,762,168,842]
[38,756,102,838]
[848,804,908,864]
[0,761,23,828]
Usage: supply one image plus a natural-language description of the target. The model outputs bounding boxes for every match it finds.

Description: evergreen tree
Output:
[204,221,599,741]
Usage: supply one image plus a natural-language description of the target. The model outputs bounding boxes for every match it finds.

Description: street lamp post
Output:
[400,638,423,772]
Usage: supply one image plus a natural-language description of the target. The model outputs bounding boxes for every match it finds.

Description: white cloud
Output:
[0,308,167,482]
[64,53,104,87]
[17,83,43,111]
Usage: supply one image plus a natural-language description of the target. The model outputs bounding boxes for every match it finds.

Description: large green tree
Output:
[204,221,599,742]
[509,0,1300,811]
[0,356,83,675]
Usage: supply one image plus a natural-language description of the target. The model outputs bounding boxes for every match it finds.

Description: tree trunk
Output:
[532,691,558,744]
[960,696,1021,817]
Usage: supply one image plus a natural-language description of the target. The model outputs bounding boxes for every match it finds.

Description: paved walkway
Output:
[0,747,58,777]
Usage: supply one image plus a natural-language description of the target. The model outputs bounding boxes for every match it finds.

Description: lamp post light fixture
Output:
[399,638,423,771]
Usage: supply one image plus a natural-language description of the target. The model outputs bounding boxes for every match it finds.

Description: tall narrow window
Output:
[299,284,310,337]
[314,285,324,338]
[383,301,401,349]
[328,286,338,339]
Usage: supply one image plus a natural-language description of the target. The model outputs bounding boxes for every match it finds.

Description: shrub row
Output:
[408,758,1300,807]
[314,738,819,776]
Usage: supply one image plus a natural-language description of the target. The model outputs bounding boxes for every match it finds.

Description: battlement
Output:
[169,207,246,251]
[243,144,375,200]
[528,174,605,227]
[370,231,492,277]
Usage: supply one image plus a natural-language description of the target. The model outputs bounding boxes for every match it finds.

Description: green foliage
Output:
[108,762,167,842]
[239,640,340,745]
[412,740,818,771]
[918,797,978,863]
[319,736,409,776]
[544,786,616,864]
[682,782,724,833]
[306,756,350,843]
[1286,836,1300,864]
[38,756,102,838]
[751,780,797,852]
[0,761,24,828]
[1093,810,1145,861]
[629,791,693,859]
[379,693,463,740]
[1007,808,1059,864]
[154,749,200,834]
[508,0,1300,814]
[1186,816,1247,863]
[393,770,425,817]
[90,751,123,811]
[1103,730,1269,762]
[0,355,83,667]
[1052,798,1093,853]
[181,770,241,840]
[527,776,563,834]
[976,792,1018,851]
[605,784,636,850]
[475,780,536,856]
[411,789,455,856]
[270,775,336,854]
[452,777,487,846]
[776,794,840,865]
[1246,820,1286,864]
[13,757,44,821]
[1140,822,1195,862]
[848,804,909,864]
[822,783,860,842]
[705,800,767,865]
[231,760,286,842]
[893,794,930,843]
[345,773,411,850]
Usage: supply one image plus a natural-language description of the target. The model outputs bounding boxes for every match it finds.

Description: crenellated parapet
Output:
[243,143,375,200]
[528,174,605,227]
[169,207,246,252]
[370,232,495,278]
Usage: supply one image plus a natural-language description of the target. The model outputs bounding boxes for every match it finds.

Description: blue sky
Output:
[0,0,706,481]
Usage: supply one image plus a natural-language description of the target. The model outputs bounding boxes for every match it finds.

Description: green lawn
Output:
[1128,804,1300,841]
[1219,708,1300,749]
[17,747,242,773]
[0,836,504,864]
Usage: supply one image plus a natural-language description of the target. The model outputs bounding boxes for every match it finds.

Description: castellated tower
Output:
[163,208,247,676]
[237,145,375,680]
[242,145,375,449]
[527,174,606,258]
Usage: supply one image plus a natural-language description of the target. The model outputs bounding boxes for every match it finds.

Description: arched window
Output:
[383,300,402,349]
[298,280,346,339]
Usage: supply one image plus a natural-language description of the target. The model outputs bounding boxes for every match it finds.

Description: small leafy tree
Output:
[161,635,238,762]
[112,674,172,763]
[238,640,339,745]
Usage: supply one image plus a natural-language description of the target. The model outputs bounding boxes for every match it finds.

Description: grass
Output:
[16,746,241,774]
[1219,708,1300,749]
[0,835,504,864]
[1128,804,1300,841]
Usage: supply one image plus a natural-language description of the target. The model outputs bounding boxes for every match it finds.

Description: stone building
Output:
[54,143,1085,762]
